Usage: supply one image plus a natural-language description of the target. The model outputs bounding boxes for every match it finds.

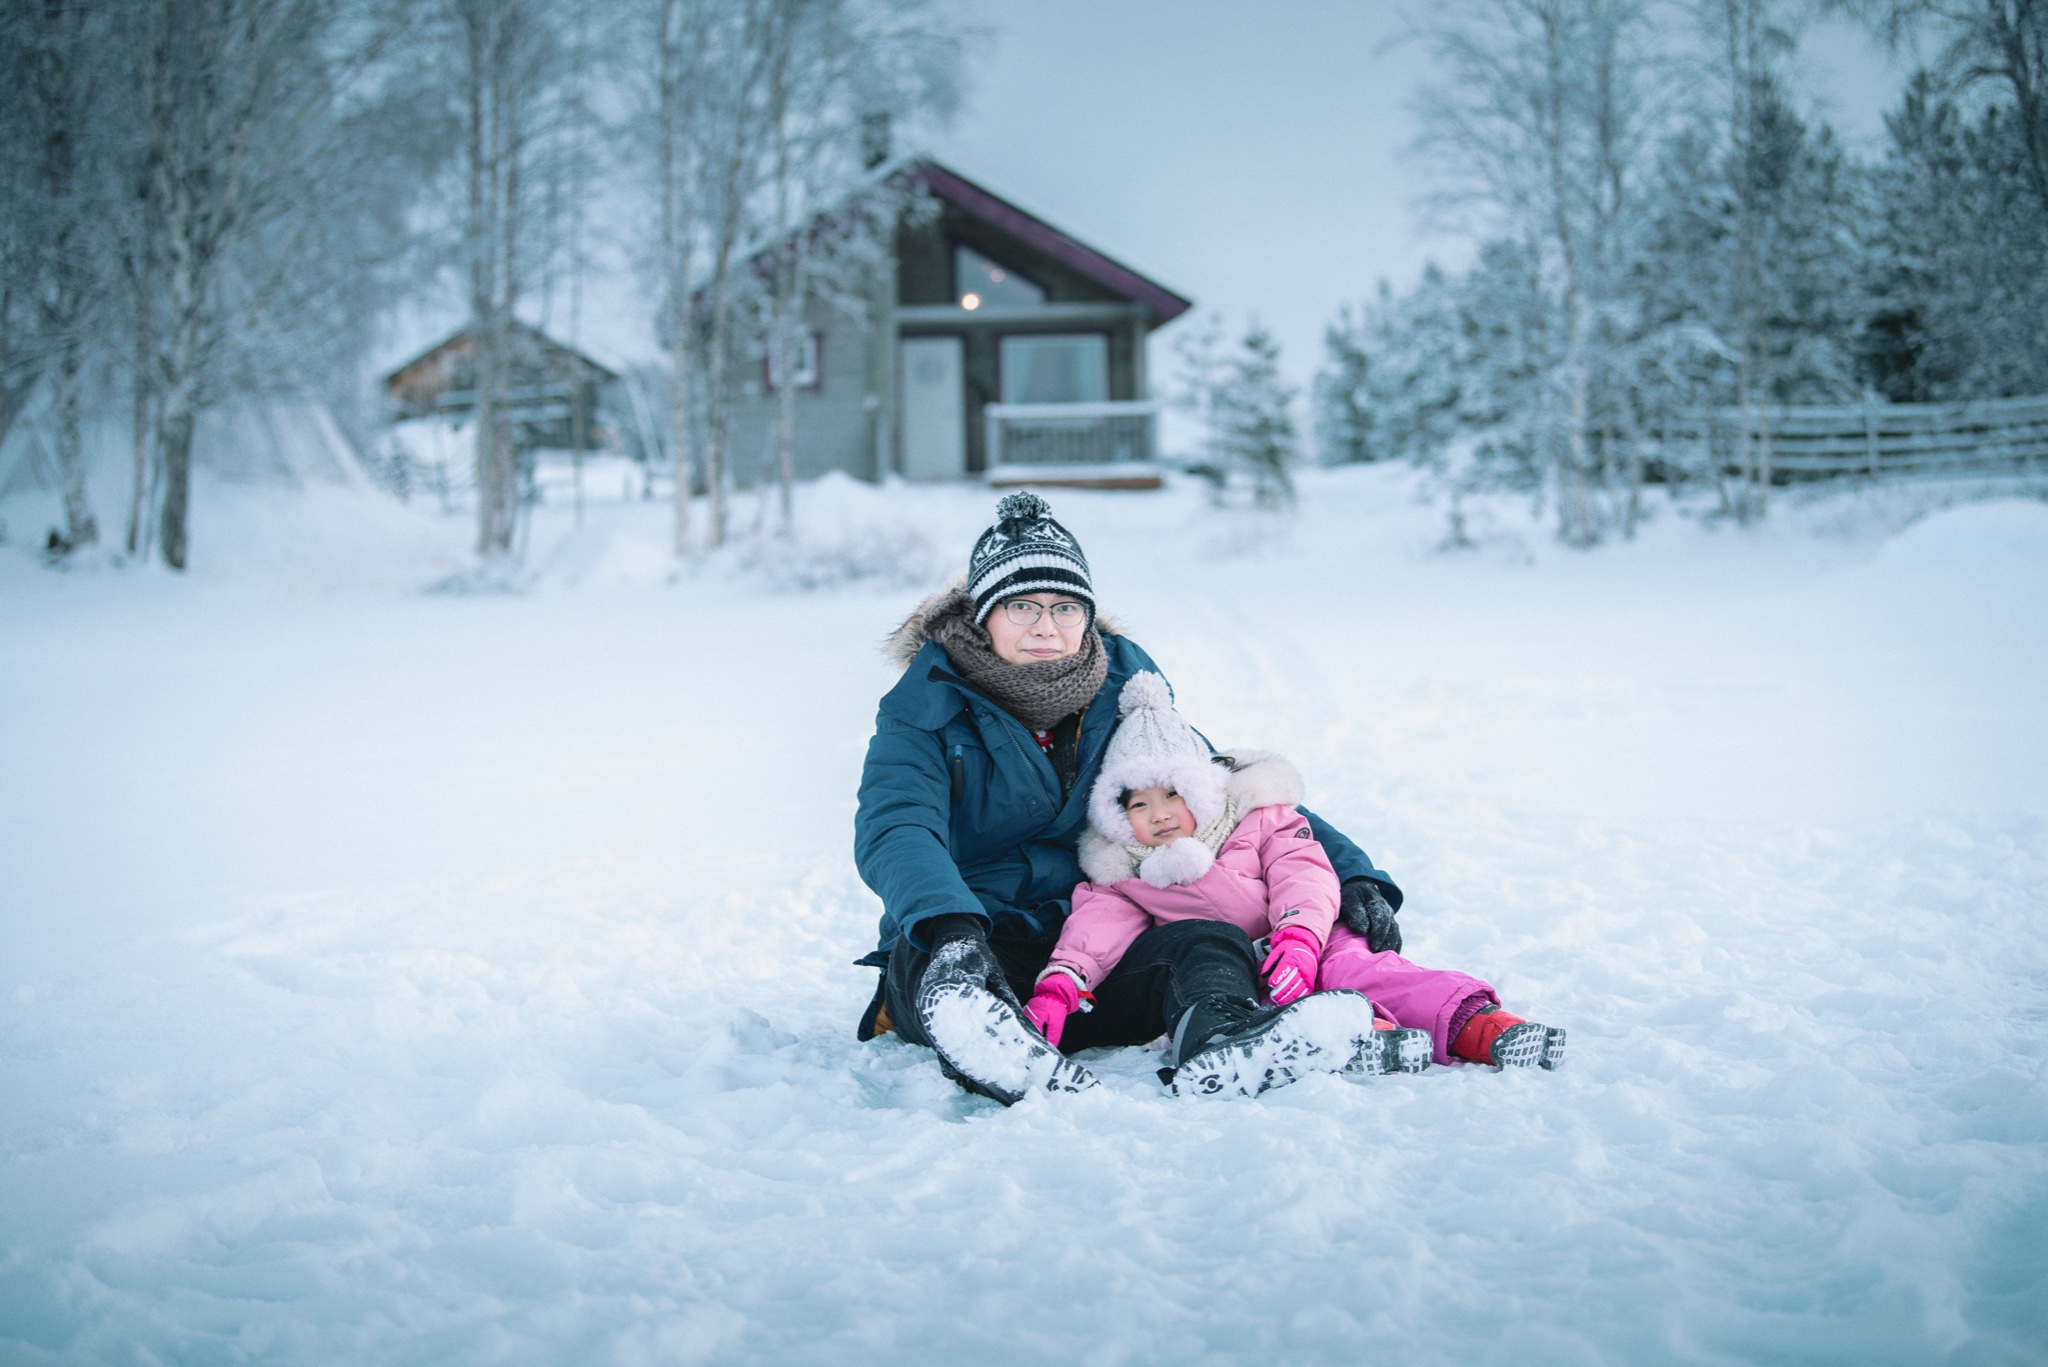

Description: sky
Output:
[923,1,1915,400]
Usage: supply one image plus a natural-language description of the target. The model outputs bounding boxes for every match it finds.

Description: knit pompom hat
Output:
[1086,671,1230,847]
[967,492,1095,626]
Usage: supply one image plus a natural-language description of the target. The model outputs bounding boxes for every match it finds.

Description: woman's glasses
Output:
[1002,599,1087,628]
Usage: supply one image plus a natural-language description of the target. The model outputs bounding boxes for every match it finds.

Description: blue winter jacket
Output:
[854,629,1400,958]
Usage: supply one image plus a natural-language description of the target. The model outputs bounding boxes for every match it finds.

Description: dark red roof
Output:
[913,161,1192,325]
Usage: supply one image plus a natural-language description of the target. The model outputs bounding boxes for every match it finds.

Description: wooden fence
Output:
[1661,392,2048,481]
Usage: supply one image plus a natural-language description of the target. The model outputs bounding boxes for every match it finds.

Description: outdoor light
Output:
[961,292,982,310]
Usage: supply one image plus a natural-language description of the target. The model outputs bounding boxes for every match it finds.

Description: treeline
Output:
[0,0,962,568]
[1311,0,2048,543]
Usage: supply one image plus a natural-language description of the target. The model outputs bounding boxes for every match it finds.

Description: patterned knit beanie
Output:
[1087,671,1230,845]
[967,492,1095,626]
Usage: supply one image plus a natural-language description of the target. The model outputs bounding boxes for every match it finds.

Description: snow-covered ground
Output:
[3,464,2045,1365]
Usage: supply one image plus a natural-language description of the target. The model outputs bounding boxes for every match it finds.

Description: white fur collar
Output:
[1076,749,1305,886]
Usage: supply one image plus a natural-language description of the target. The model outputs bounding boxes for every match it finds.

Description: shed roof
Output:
[381,321,620,394]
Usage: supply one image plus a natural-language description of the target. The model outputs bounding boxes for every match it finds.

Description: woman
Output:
[853,493,1407,1103]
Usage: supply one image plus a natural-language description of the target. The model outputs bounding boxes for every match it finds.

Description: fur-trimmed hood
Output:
[1076,749,1305,886]
[884,577,1122,672]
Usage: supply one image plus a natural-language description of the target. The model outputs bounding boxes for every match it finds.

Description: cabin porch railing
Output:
[984,401,1158,471]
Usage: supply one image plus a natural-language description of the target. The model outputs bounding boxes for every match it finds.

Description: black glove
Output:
[1339,878,1402,955]
[920,913,988,950]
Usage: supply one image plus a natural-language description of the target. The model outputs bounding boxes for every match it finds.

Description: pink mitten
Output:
[1025,973,1083,1048]
[1261,925,1322,1006]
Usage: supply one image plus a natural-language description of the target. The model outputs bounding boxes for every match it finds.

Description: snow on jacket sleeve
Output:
[854,712,989,951]
[1048,880,1155,991]
[1248,806,1341,948]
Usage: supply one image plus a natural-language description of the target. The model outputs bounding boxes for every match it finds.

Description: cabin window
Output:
[955,245,1046,311]
[1000,333,1107,404]
[764,330,822,392]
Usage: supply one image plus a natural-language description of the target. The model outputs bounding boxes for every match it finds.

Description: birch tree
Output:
[643,0,959,555]
[652,0,707,554]
[639,0,776,552]
[754,0,963,532]
[421,0,585,559]
[0,6,55,457]
[114,0,404,570]
[688,0,778,551]
[1700,0,1802,517]
[0,30,34,458]
[1412,0,1660,544]
[0,0,115,551]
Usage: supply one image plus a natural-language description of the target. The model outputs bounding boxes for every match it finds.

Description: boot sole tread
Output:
[1347,1026,1434,1076]
[1172,991,1378,1098]
[916,979,1099,1104]
[1491,1021,1568,1071]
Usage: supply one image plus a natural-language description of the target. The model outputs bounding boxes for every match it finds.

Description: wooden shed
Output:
[382,322,620,454]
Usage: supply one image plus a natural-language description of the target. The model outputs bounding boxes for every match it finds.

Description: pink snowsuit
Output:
[1055,804,1341,990]
[1317,925,1497,1065]
[1061,751,1497,1064]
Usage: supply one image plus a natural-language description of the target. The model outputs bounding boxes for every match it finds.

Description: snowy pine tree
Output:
[1181,317,1299,509]
[1313,271,1469,470]
[1863,76,2048,399]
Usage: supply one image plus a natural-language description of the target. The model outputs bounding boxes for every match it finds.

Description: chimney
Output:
[860,112,891,170]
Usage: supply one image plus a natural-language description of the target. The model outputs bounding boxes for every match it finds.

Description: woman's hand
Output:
[1341,878,1403,955]
[1261,925,1322,1006]
[1025,973,1084,1048]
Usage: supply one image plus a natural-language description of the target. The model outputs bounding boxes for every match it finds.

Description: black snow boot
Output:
[914,925,1097,1106]
[1162,989,1380,1098]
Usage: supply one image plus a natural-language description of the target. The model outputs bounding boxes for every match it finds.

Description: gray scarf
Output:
[925,589,1109,731]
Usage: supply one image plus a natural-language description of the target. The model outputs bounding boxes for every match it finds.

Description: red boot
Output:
[1452,1005,1567,1070]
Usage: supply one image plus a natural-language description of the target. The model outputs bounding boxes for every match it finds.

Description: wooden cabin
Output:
[382,322,620,455]
[724,158,1192,490]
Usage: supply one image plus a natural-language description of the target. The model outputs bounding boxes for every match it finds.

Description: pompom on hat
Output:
[967,492,1095,626]
[1086,671,1230,852]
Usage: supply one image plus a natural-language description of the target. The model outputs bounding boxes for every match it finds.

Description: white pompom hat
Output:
[1087,671,1230,847]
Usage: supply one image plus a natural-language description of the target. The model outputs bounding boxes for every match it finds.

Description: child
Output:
[1024,672,1566,1075]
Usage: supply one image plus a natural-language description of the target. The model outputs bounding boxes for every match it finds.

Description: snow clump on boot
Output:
[916,942,1097,1105]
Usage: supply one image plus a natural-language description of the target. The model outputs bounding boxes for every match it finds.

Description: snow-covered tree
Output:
[1633,53,1870,513]
[105,0,413,570]
[640,0,816,552]
[0,0,116,553]
[1409,0,1664,544]
[1332,0,1924,536]
[407,0,590,559]
[1313,269,1470,470]
[1839,0,2048,220]
[755,0,962,533]
[1833,2,2048,398]
[638,0,961,554]
[1180,315,1299,509]
[1864,74,2048,396]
